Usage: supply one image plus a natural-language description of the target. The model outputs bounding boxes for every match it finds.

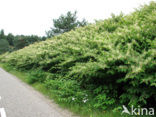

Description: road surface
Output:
[0,68,77,117]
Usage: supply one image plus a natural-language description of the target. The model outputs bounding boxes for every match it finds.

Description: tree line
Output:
[0,29,46,54]
[0,11,87,54]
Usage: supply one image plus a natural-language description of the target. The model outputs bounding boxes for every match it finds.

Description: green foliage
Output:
[7,33,14,46]
[46,11,87,38]
[45,79,87,104]
[1,1,156,112]
[27,70,47,84]
[0,29,45,54]
[13,35,44,50]
[93,86,116,110]
[13,37,28,50]
[0,39,10,54]
[0,29,6,39]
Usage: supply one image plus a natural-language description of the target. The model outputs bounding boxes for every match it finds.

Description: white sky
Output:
[0,0,153,36]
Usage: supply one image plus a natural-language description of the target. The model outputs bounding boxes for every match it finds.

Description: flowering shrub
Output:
[1,2,156,110]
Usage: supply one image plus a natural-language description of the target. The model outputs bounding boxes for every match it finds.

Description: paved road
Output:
[0,68,77,117]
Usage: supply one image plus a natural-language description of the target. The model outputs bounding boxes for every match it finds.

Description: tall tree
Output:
[7,33,14,46]
[46,11,87,38]
[0,29,6,39]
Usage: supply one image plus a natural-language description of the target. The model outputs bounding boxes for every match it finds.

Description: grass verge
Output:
[0,64,124,117]
[0,63,152,117]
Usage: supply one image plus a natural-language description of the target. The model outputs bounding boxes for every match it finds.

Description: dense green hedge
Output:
[0,2,156,111]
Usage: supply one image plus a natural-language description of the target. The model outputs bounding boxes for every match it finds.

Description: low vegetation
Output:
[0,2,156,117]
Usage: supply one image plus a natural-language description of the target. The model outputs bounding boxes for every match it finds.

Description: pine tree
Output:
[46,11,87,38]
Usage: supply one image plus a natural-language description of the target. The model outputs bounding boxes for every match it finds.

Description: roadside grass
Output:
[0,63,120,117]
[0,63,153,117]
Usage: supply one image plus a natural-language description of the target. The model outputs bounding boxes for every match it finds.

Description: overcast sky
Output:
[0,0,153,36]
